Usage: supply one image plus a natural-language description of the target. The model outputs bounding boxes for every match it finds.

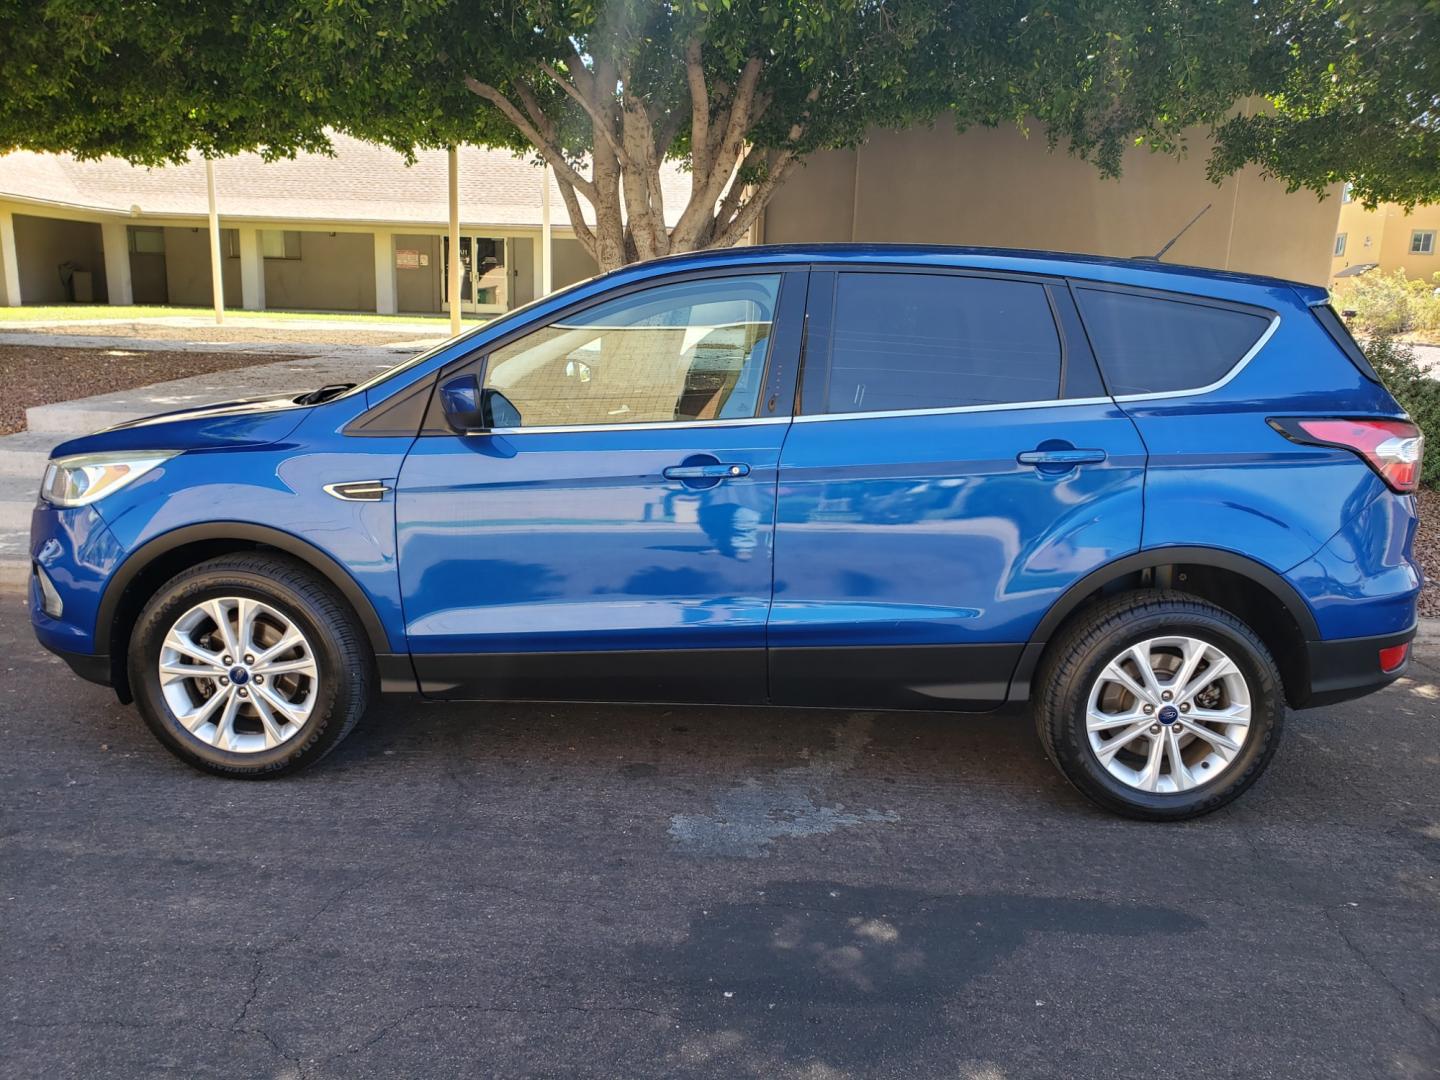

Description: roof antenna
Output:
[1143,204,1212,261]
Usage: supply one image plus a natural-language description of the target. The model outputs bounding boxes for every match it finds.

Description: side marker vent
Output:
[323,481,391,502]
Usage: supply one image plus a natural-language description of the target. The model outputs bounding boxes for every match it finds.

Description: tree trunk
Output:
[464,51,808,274]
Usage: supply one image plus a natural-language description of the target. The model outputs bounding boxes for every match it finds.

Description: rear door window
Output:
[1074,287,1272,396]
[820,272,1062,414]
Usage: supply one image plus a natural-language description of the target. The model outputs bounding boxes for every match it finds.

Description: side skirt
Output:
[410,648,768,704]
[766,643,1024,711]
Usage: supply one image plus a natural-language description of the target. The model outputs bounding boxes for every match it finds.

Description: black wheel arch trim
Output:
[1008,546,1320,704]
[1027,546,1320,645]
[93,521,396,657]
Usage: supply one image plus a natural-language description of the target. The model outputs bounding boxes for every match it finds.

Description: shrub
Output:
[1337,270,1440,338]
[1362,333,1440,489]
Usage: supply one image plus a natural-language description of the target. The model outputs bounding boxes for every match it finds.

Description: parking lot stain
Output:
[667,716,898,858]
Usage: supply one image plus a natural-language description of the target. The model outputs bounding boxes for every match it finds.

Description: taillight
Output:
[1378,643,1409,673]
[1268,417,1424,494]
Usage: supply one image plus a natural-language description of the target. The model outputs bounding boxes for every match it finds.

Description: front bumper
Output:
[29,501,124,659]
[37,636,113,687]
[1296,625,1417,709]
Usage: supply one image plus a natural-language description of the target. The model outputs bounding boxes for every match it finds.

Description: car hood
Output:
[49,394,313,459]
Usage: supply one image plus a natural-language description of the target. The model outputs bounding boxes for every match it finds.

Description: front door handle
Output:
[663,462,750,480]
[1017,447,1108,468]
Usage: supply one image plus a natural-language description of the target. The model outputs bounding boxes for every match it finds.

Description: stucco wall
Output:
[764,122,1342,285]
[12,213,108,303]
[162,227,241,307]
[1332,200,1440,282]
[395,233,443,313]
[552,238,598,290]
[264,230,376,312]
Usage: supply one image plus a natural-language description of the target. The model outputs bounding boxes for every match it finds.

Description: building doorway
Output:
[442,235,509,315]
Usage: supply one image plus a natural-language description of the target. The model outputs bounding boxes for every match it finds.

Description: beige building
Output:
[0,121,1344,314]
[762,121,1341,284]
[1330,190,1440,283]
[0,135,666,313]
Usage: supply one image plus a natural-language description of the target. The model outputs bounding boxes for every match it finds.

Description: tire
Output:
[127,553,374,778]
[1034,590,1284,821]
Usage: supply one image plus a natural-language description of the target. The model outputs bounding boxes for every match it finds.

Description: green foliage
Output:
[1,1,1437,266]
[1338,270,1440,337]
[1209,0,1440,210]
[1364,333,1440,488]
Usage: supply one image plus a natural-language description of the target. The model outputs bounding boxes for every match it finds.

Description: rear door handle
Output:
[663,463,750,480]
[1017,448,1107,467]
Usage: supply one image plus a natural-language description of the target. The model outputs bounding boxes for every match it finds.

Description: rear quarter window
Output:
[1074,288,1272,396]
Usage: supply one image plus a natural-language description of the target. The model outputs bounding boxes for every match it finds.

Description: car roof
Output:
[625,243,1329,306]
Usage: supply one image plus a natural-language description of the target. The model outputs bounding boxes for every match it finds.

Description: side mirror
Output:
[439,374,488,432]
[439,375,522,433]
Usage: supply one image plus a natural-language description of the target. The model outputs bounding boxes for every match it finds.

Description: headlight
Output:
[40,451,179,508]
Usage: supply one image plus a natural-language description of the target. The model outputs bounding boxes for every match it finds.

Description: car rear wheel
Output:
[128,553,373,777]
[1034,590,1284,820]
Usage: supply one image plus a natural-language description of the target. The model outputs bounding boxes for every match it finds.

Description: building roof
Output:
[0,133,693,231]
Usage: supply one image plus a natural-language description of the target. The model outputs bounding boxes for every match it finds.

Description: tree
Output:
[1208,0,1440,209]
[2,1,1437,272]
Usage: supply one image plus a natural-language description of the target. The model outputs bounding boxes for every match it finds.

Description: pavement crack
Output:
[1238,820,1440,1041]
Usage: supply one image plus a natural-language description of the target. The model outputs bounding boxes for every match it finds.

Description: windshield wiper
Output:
[296,383,355,405]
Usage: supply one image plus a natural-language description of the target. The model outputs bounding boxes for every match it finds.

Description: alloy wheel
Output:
[158,597,319,752]
[1085,635,1252,793]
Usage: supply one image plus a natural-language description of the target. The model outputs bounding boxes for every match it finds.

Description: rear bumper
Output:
[1295,625,1416,709]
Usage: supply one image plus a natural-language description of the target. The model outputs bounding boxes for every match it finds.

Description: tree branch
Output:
[552,171,598,258]
[684,38,711,181]
[713,150,798,247]
[462,76,596,199]
[539,59,627,164]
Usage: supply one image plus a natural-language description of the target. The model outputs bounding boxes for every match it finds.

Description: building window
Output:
[262,230,302,260]
[127,226,165,255]
[1411,230,1436,256]
[223,230,240,259]
[1334,233,1347,257]
[1342,183,1355,204]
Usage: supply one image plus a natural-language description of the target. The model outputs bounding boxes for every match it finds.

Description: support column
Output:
[100,220,133,306]
[541,163,553,295]
[448,147,462,335]
[0,208,20,307]
[238,227,264,310]
[373,230,396,315]
[205,158,225,324]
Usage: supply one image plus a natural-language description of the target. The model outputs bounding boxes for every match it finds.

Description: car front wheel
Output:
[128,553,373,778]
[1034,590,1285,820]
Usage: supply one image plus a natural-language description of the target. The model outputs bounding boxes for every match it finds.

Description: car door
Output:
[396,268,806,702]
[769,267,1147,709]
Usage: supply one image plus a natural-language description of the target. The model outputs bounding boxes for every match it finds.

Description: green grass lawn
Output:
[0,304,486,328]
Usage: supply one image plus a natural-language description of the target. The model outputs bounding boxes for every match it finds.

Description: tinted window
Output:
[483,275,779,427]
[1075,288,1271,396]
[823,273,1061,414]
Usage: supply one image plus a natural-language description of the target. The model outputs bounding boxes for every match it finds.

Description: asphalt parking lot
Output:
[2,598,1438,1080]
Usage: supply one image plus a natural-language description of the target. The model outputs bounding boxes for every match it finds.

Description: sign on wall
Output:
[395,249,426,271]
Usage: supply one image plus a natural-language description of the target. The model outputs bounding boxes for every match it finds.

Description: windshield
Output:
[343,271,603,398]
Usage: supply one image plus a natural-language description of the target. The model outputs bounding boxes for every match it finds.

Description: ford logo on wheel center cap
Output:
[229,666,250,685]
[1158,705,1179,724]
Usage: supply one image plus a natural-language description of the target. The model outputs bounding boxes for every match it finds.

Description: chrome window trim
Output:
[479,415,794,436]
[790,395,1114,424]
[1109,314,1280,403]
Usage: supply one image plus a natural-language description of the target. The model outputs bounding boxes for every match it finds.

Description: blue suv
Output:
[29,245,1422,819]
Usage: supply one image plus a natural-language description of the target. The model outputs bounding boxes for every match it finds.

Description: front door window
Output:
[481,274,781,428]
